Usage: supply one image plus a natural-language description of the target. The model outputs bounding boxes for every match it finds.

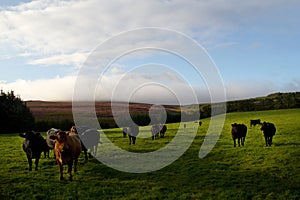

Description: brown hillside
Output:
[26,101,181,121]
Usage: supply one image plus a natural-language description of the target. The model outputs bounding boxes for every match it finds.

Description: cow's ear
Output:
[19,133,26,138]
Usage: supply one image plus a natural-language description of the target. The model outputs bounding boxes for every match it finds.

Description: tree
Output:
[0,90,34,133]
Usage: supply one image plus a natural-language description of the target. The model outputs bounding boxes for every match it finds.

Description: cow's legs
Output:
[268,136,273,146]
[233,138,236,147]
[264,136,268,146]
[58,162,64,180]
[238,138,241,147]
[74,157,78,173]
[132,137,136,144]
[27,156,32,171]
[67,161,73,181]
[129,136,132,145]
[241,137,245,146]
[34,158,39,171]
[93,144,98,157]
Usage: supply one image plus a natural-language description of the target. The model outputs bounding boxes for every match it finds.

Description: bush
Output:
[0,90,34,133]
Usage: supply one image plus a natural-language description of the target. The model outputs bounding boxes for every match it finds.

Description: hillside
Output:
[25,92,300,130]
[26,101,182,130]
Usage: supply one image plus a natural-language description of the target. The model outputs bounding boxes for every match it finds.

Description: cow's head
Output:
[231,123,238,127]
[19,131,42,153]
[260,122,268,131]
[19,131,40,141]
[50,131,71,155]
[49,131,68,143]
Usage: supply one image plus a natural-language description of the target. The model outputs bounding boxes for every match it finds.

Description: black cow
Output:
[231,123,247,147]
[260,122,276,146]
[250,119,261,127]
[19,131,48,171]
[160,124,167,138]
[151,124,160,140]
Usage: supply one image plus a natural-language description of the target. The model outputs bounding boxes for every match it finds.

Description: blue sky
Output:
[0,0,299,104]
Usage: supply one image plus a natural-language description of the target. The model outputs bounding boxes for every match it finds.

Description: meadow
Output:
[0,108,299,199]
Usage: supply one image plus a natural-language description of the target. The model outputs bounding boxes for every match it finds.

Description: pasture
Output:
[0,108,299,199]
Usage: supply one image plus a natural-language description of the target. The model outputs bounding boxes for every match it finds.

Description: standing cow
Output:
[127,124,139,145]
[260,122,276,146]
[19,131,48,171]
[231,123,247,147]
[250,119,261,127]
[50,131,81,181]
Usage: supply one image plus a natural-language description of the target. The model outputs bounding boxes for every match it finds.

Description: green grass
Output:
[0,108,300,199]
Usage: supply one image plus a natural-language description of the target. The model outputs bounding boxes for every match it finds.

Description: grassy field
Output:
[0,108,299,199]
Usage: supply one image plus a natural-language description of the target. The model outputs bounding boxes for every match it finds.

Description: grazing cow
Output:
[50,131,81,181]
[19,131,48,171]
[127,124,139,145]
[160,124,167,138]
[260,122,276,146]
[231,123,247,147]
[151,124,160,140]
[199,121,202,126]
[80,128,99,157]
[70,126,100,160]
[250,119,261,127]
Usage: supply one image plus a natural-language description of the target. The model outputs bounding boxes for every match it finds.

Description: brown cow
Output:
[50,131,81,181]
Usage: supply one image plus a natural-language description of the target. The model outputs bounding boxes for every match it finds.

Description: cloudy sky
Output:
[0,0,299,104]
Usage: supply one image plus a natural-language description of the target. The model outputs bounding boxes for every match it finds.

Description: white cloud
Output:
[28,52,89,66]
[1,0,297,66]
[0,0,299,103]
[0,76,76,101]
[1,72,299,104]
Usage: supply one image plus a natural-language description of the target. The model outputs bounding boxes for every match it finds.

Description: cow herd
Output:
[18,120,277,180]
[231,119,276,147]
[19,126,100,180]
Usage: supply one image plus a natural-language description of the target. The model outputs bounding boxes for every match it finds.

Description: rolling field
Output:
[0,109,299,199]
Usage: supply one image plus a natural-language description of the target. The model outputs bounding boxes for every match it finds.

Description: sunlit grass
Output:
[0,108,299,199]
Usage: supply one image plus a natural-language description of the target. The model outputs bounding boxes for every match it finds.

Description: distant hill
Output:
[26,92,300,131]
[198,92,300,118]
[26,101,182,130]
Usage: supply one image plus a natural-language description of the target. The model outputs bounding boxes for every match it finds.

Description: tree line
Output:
[199,92,300,118]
